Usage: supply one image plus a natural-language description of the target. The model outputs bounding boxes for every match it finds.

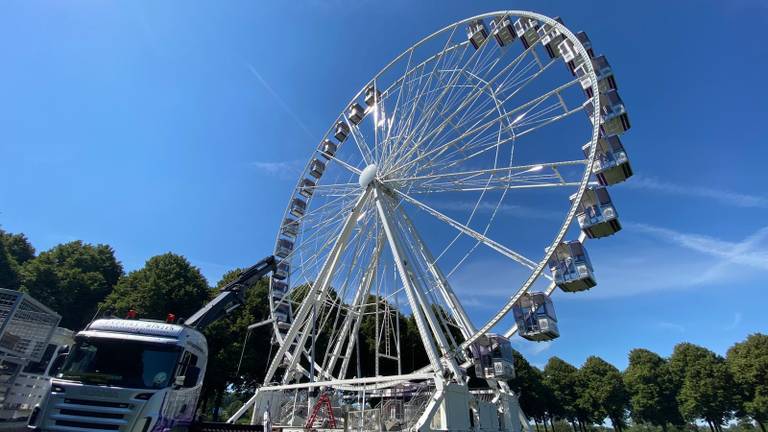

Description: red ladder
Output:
[305,393,337,429]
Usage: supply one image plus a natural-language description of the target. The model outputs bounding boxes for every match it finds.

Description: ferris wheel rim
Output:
[265,9,603,389]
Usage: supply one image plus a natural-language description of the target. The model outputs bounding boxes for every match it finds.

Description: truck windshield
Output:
[58,337,181,389]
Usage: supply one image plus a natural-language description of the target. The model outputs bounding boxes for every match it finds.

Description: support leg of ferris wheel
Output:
[396,200,477,339]
[260,188,373,389]
[323,234,382,379]
[373,184,463,380]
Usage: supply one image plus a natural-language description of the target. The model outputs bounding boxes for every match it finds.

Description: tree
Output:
[0,229,34,290]
[543,357,583,432]
[510,351,551,431]
[669,343,734,432]
[578,356,629,432]
[199,269,272,421]
[623,348,683,431]
[21,241,122,329]
[101,253,209,320]
[0,230,35,265]
[727,334,768,432]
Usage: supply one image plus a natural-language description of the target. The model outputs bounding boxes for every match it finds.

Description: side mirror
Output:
[183,366,200,387]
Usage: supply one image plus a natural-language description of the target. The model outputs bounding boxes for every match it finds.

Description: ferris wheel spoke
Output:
[390,75,580,178]
[390,188,542,272]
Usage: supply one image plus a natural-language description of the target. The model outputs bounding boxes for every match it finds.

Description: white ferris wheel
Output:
[232,10,633,431]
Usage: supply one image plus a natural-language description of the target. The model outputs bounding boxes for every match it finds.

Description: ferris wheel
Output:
[234,10,632,426]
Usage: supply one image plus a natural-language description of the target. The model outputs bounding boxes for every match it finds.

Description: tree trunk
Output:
[756,420,766,432]
[706,420,714,432]
[212,389,223,422]
[661,423,668,432]
[569,420,577,432]
[543,418,550,432]
[534,420,540,432]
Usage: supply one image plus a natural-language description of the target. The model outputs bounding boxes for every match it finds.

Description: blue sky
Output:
[1,0,767,371]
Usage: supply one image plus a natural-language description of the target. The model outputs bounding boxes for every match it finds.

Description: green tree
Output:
[578,356,629,432]
[0,239,20,290]
[0,230,35,265]
[21,241,122,329]
[101,253,209,320]
[727,334,768,432]
[510,351,551,431]
[669,343,734,432]
[624,349,683,431]
[543,357,583,432]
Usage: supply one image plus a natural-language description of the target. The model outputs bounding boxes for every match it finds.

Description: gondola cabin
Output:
[538,17,565,59]
[547,241,596,292]
[562,31,595,75]
[491,15,516,47]
[583,89,631,137]
[320,139,337,159]
[299,178,316,198]
[281,218,299,238]
[512,292,559,341]
[275,238,294,259]
[290,197,307,217]
[468,334,515,380]
[274,262,290,280]
[309,159,326,179]
[467,19,488,50]
[348,103,365,125]
[274,303,292,324]
[272,279,289,296]
[572,187,621,239]
[583,135,633,186]
[335,121,350,142]
[575,55,617,98]
[514,17,540,49]
[364,84,381,107]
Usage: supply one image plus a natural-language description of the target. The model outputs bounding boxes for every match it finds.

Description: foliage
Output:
[20,241,122,329]
[578,356,629,432]
[669,343,735,431]
[101,253,208,320]
[0,228,35,290]
[727,334,768,432]
[624,348,683,431]
[510,350,551,425]
[543,357,581,425]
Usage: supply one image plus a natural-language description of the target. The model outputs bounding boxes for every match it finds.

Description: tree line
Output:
[0,229,765,430]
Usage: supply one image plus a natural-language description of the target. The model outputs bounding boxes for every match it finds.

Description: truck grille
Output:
[51,398,134,431]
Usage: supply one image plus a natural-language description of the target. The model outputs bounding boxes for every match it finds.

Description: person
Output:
[263,401,272,432]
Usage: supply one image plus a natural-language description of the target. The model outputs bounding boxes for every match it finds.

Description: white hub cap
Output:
[359,164,377,188]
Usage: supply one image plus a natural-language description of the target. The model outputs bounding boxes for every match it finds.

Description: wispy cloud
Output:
[656,321,686,333]
[626,176,768,208]
[246,64,315,140]
[249,160,305,180]
[725,312,742,330]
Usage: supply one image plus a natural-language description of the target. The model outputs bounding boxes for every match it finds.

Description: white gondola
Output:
[272,279,288,296]
[364,84,381,107]
[548,241,596,292]
[334,121,350,142]
[583,89,630,136]
[274,303,291,323]
[275,238,294,259]
[513,292,559,342]
[290,198,307,217]
[583,135,633,186]
[299,178,315,198]
[319,139,337,159]
[467,19,488,50]
[538,17,565,59]
[562,31,595,75]
[468,334,515,380]
[309,159,326,179]
[281,218,299,238]
[347,103,365,125]
[572,187,621,239]
[491,15,516,47]
[275,262,290,280]
[514,17,540,49]
[575,55,617,98]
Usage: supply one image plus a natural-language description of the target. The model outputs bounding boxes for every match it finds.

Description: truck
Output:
[28,256,279,432]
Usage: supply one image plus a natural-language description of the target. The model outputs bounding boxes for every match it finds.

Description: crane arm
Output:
[185,255,278,330]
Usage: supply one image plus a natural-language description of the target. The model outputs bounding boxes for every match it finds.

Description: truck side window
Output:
[177,352,198,378]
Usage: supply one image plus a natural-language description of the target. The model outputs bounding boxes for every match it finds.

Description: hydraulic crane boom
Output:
[185,255,278,330]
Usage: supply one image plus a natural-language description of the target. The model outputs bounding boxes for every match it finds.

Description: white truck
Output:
[29,256,279,432]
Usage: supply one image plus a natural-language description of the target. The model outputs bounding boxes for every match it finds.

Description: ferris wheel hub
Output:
[358,163,378,188]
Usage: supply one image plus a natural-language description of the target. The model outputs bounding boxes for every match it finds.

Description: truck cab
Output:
[29,318,208,432]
